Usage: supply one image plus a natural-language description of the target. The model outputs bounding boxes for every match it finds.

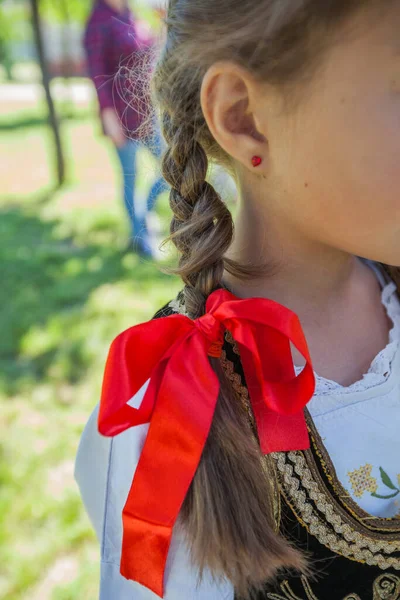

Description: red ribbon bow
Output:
[98,289,315,598]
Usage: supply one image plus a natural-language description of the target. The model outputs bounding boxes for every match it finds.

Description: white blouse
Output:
[75,261,400,599]
[299,261,400,519]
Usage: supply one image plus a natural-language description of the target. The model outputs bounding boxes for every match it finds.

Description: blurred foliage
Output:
[0,4,172,595]
[40,0,92,24]
[0,0,31,78]
[0,1,27,43]
[0,102,178,599]
[38,0,160,26]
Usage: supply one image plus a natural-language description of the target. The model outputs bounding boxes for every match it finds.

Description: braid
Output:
[157,106,305,597]
[162,112,233,317]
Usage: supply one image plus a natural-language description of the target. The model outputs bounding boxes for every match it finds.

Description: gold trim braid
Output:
[272,451,400,570]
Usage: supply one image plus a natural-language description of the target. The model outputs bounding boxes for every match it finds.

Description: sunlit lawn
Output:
[0,97,180,599]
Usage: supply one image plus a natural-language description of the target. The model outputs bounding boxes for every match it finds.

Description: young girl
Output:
[75,1,400,598]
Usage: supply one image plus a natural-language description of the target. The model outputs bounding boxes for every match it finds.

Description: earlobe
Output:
[251,156,263,168]
[200,62,268,171]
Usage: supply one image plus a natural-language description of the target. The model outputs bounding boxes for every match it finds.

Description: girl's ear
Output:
[200,62,269,172]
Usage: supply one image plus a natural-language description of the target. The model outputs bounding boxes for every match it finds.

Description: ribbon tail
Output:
[121,516,172,598]
[119,332,220,597]
[227,319,314,455]
[236,341,306,453]
[257,405,309,454]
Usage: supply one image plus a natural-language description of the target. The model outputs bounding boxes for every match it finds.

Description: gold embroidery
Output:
[168,296,188,316]
[267,574,400,600]
[308,421,400,534]
[220,341,282,529]
[225,330,240,355]
[347,465,400,505]
[272,451,400,569]
[348,464,378,498]
[220,348,250,402]
[266,576,324,600]
[267,578,306,599]
[219,343,400,576]
[373,573,400,599]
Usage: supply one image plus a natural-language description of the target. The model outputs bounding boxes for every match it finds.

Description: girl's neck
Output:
[224,198,377,329]
[224,202,391,384]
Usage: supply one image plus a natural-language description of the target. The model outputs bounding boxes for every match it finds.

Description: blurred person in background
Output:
[84,0,166,258]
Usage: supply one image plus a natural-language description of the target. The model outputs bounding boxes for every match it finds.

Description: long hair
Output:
[151,1,396,597]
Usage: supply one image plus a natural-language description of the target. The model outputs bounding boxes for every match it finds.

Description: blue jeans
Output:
[116,137,167,251]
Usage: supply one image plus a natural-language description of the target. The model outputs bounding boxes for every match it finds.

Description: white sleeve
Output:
[74,391,234,600]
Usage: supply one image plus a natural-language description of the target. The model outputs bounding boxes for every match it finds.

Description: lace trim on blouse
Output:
[294,278,400,396]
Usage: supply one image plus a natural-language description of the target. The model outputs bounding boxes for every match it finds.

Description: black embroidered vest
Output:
[155,297,400,600]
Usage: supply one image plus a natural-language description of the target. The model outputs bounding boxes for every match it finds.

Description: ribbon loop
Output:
[98,289,315,598]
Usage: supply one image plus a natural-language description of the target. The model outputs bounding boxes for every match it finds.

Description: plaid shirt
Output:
[84,0,154,138]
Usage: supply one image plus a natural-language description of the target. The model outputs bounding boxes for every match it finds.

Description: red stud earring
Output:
[251,156,262,168]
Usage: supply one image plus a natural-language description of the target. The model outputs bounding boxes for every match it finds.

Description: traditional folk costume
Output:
[76,261,400,600]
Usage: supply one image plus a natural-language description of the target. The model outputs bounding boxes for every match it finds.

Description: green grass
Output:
[0,102,180,599]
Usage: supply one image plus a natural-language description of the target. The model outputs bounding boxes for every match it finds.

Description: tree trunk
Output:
[59,0,75,117]
[30,0,66,186]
